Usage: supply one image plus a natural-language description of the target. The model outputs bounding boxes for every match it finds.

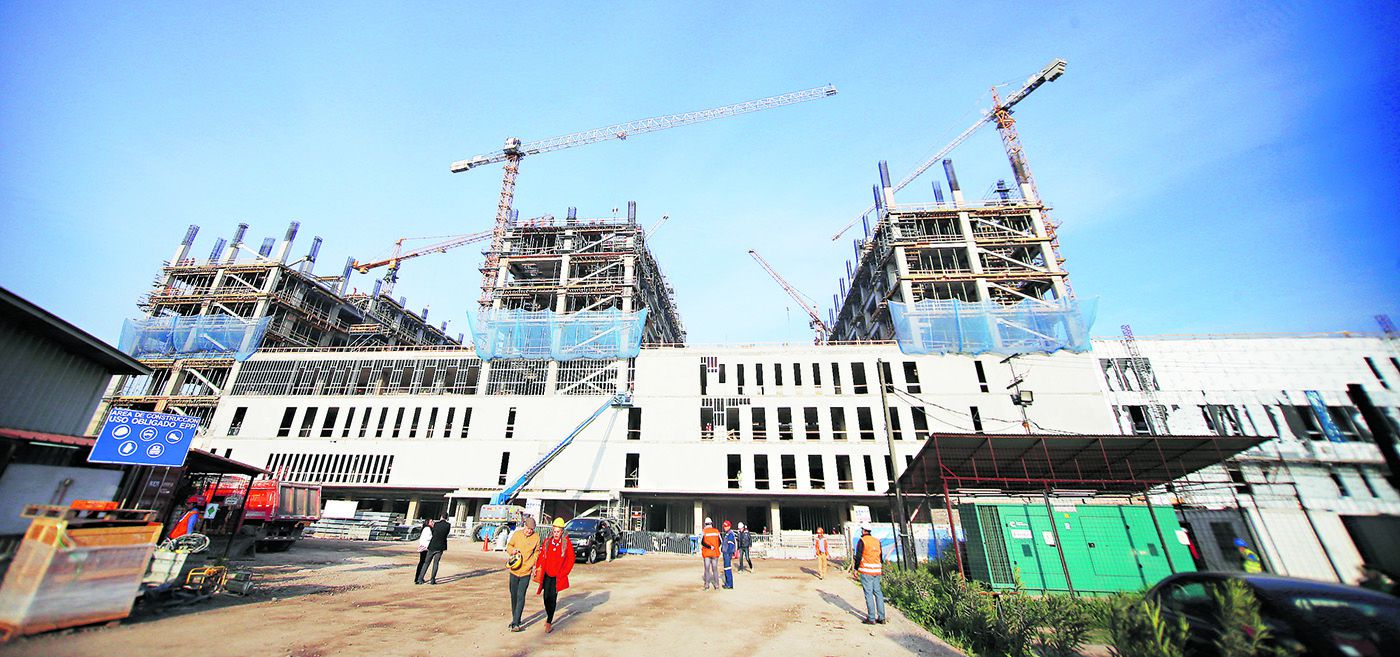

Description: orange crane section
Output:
[351,230,492,296]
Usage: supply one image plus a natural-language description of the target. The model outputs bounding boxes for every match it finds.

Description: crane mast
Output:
[748,249,831,343]
[450,85,838,308]
[831,59,1066,241]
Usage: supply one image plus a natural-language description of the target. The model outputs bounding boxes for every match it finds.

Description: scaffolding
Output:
[474,203,684,357]
[831,159,1073,346]
[98,222,460,428]
[887,297,1095,355]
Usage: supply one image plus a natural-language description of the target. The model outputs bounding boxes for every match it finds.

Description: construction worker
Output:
[814,526,830,579]
[736,522,753,572]
[505,516,541,632]
[167,502,202,541]
[700,517,721,590]
[535,517,575,633]
[721,520,737,589]
[1234,537,1264,574]
[855,524,886,625]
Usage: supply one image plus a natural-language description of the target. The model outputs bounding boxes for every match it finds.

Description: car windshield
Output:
[1282,594,1400,657]
[565,519,600,532]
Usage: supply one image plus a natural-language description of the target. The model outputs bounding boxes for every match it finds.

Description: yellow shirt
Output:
[507,529,541,576]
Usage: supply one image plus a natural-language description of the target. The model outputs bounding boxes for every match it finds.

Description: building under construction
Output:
[100,222,458,428]
[832,159,1072,341]
[475,202,685,349]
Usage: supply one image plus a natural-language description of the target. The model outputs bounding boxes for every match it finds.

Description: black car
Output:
[564,517,622,563]
[1146,572,1400,657]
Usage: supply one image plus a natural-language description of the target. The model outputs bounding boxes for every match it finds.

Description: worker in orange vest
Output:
[814,526,830,579]
[855,524,886,625]
[700,517,721,590]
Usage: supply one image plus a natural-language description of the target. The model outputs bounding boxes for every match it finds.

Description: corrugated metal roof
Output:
[0,286,149,375]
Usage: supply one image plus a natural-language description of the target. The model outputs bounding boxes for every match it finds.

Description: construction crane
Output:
[450,84,839,307]
[831,59,1066,241]
[748,249,831,343]
[351,230,492,296]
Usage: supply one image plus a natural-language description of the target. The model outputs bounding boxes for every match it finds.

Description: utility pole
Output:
[1001,354,1033,434]
[876,359,917,569]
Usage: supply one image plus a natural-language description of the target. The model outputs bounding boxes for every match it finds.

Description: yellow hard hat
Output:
[552,517,566,528]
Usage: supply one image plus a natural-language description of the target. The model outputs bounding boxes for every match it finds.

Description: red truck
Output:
[200,478,321,552]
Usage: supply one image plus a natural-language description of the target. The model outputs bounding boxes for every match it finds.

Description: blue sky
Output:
[2,3,1396,345]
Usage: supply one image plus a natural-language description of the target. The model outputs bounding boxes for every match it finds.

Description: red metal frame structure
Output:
[894,432,1268,578]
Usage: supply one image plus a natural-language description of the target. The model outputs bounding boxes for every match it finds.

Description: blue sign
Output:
[90,408,199,467]
[1304,390,1346,443]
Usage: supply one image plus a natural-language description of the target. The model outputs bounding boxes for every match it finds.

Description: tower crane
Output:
[748,249,831,344]
[351,230,492,296]
[830,59,1066,241]
[449,84,839,307]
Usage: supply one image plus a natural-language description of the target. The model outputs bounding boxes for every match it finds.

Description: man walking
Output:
[855,524,886,625]
[814,526,830,580]
[700,517,721,591]
[721,520,737,589]
[423,512,452,585]
[505,516,540,632]
[736,523,753,572]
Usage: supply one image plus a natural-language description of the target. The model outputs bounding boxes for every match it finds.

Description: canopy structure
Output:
[0,427,266,476]
[897,432,1269,495]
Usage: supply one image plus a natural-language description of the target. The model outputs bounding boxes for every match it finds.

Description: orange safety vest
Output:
[701,526,721,557]
[857,534,883,576]
[815,535,829,556]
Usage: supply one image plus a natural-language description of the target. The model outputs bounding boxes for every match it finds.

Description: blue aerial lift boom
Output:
[475,393,632,541]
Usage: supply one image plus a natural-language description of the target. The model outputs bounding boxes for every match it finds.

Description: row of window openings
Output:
[1227,465,1381,499]
[1120,402,1379,444]
[251,405,647,441]
[1363,356,1399,391]
[494,451,906,493]
[700,405,983,440]
[702,361,945,395]
[727,453,906,491]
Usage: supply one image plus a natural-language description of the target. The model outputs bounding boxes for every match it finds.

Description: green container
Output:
[960,503,1195,594]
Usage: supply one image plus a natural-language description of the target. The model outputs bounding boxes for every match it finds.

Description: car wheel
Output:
[590,546,600,563]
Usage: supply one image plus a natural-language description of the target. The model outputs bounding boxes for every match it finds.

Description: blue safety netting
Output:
[119,315,271,360]
[468,308,648,361]
[888,297,1096,355]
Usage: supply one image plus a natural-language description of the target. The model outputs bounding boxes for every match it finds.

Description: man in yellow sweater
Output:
[506,516,541,632]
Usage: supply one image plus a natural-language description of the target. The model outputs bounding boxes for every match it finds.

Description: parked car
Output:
[564,517,622,563]
[1146,572,1400,657]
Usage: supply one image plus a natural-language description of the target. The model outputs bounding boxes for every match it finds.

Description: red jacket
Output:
[536,533,575,594]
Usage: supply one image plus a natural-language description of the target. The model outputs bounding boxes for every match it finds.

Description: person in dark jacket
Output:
[423,513,452,584]
[736,523,753,572]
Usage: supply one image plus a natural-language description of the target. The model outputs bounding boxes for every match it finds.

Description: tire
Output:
[589,546,599,564]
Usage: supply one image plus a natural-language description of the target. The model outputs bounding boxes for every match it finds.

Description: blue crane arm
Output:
[490,393,630,505]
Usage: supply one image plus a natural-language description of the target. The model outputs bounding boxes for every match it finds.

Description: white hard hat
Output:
[860,524,873,533]
[704,517,713,525]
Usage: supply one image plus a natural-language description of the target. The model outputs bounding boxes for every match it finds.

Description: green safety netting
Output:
[888,297,1096,355]
[468,308,648,361]
[119,315,271,360]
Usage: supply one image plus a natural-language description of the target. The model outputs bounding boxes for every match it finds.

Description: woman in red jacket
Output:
[535,517,576,633]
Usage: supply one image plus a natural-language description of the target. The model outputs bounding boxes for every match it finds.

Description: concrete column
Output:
[621,257,636,312]
[769,501,781,535]
[274,221,299,264]
[455,499,469,523]
[693,500,704,535]
[406,496,420,522]
[893,246,915,305]
[170,225,199,265]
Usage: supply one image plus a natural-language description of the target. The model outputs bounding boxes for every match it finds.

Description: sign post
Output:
[89,408,199,467]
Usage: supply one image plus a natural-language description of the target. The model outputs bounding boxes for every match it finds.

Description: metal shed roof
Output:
[896,432,1268,494]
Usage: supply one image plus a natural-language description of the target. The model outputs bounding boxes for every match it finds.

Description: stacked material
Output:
[304,511,407,541]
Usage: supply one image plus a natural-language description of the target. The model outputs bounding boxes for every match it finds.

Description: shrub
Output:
[1105,594,1188,657]
[1038,594,1094,657]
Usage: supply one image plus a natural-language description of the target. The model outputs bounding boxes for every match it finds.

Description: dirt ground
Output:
[1,538,961,657]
